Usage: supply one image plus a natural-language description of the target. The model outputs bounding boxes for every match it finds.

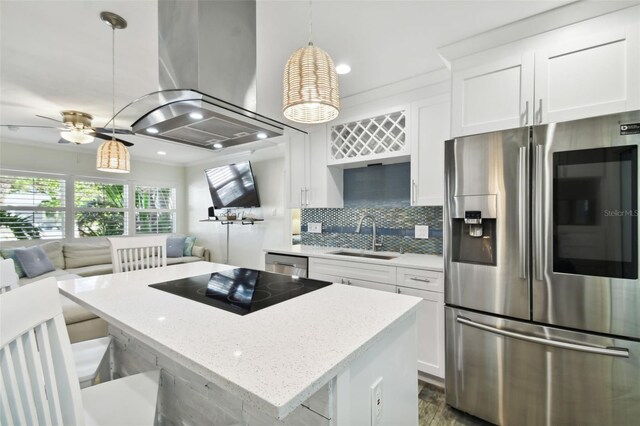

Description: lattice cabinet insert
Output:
[329,109,409,165]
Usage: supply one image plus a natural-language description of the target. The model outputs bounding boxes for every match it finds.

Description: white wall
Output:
[185,144,289,270]
[0,140,187,239]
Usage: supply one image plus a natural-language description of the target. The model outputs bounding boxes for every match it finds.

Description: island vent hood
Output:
[125,0,298,150]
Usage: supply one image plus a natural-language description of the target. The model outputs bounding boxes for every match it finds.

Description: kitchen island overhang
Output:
[57,261,421,423]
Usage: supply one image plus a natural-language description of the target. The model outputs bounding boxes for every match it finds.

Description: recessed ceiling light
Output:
[256,132,268,139]
[189,112,204,120]
[157,151,167,156]
[213,143,223,149]
[147,127,159,134]
[336,64,351,75]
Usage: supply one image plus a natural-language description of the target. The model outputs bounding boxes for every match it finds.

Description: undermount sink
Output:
[329,250,398,260]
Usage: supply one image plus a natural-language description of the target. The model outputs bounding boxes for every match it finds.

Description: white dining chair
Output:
[0,258,113,390]
[0,277,160,425]
[0,258,19,293]
[108,235,168,273]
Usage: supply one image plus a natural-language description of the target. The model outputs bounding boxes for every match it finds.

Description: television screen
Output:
[204,161,260,208]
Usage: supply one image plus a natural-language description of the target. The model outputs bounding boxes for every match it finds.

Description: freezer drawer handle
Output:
[410,277,432,283]
[457,316,629,358]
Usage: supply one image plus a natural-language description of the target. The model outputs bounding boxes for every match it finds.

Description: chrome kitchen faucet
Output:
[355,214,383,251]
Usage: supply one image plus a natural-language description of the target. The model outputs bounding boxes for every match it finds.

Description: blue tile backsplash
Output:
[344,163,410,207]
[301,206,443,255]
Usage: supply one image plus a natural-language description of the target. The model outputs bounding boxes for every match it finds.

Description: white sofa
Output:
[9,240,211,343]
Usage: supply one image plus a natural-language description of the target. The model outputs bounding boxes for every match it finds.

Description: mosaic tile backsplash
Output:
[301,206,443,255]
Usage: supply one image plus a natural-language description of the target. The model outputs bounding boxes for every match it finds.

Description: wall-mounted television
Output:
[204,161,260,208]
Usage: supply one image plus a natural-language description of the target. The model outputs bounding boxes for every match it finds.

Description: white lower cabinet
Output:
[309,257,444,379]
[396,287,445,378]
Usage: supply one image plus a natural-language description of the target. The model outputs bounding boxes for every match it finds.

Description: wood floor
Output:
[418,381,492,426]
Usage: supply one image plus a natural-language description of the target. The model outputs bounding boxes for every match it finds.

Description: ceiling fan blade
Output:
[36,114,63,124]
[93,132,134,147]
[58,138,70,144]
[94,127,134,135]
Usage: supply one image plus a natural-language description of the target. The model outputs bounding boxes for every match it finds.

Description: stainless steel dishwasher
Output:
[265,253,308,278]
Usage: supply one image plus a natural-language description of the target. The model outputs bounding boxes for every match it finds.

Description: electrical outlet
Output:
[370,377,383,426]
[415,225,429,239]
[308,223,322,234]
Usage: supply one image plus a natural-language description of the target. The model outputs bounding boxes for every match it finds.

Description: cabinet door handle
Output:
[300,188,305,207]
[340,278,345,284]
[523,100,529,125]
[410,277,431,283]
[411,180,417,204]
[347,280,352,285]
[537,99,543,124]
[396,287,402,294]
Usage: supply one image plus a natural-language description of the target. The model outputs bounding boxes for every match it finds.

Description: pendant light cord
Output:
[308,0,313,45]
[112,24,116,140]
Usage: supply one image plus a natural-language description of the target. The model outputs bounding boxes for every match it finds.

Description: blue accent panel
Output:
[344,163,410,208]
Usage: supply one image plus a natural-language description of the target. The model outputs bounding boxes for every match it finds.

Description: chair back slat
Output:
[108,236,168,273]
[22,330,53,424]
[10,338,41,424]
[35,321,66,424]
[0,367,16,424]
[0,258,19,294]
[0,278,84,425]
[1,346,29,425]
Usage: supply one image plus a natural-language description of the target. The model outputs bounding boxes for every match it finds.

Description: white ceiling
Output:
[1,0,578,166]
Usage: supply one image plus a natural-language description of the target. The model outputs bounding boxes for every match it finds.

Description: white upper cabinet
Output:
[285,131,309,208]
[451,8,640,137]
[285,127,343,209]
[535,27,639,124]
[410,94,451,206]
[452,52,534,136]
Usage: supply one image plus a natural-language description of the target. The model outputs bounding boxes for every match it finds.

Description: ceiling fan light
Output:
[61,130,95,144]
[282,44,340,124]
[96,139,130,173]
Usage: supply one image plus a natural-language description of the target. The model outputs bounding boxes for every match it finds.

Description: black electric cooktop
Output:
[149,268,332,315]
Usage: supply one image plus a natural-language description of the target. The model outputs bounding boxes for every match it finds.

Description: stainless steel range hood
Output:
[123,0,298,150]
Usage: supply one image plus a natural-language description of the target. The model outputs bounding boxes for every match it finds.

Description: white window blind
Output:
[0,174,66,241]
[135,186,176,234]
[74,180,128,237]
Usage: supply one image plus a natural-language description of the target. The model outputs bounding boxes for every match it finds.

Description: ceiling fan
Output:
[1,110,135,146]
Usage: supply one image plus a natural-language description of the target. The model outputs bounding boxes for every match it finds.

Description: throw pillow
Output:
[167,236,186,258]
[183,236,196,256]
[0,247,26,278]
[14,246,55,278]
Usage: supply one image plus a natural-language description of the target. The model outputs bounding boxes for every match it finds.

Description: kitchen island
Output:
[57,261,421,425]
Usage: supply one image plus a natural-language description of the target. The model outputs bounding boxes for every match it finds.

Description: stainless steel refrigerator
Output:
[444,111,640,425]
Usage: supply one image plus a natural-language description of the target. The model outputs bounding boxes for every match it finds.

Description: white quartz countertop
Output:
[57,262,421,419]
[264,245,444,271]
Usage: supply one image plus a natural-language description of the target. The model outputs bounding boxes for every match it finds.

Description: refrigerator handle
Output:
[457,316,630,358]
[534,145,544,281]
[518,146,528,279]
[523,101,529,125]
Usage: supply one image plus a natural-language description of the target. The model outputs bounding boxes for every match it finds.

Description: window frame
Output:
[0,170,67,241]
[134,185,177,235]
[0,170,178,242]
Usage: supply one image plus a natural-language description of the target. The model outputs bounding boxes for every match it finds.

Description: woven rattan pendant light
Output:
[282,1,339,124]
[96,12,130,174]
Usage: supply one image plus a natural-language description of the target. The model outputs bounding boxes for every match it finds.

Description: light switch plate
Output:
[415,225,429,239]
[308,223,322,233]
